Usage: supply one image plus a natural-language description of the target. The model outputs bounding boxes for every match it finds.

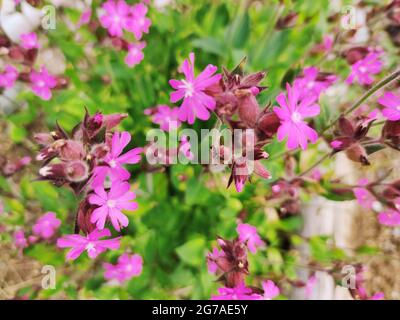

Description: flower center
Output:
[359,66,367,73]
[291,111,302,123]
[109,159,117,168]
[107,200,116,208]
[85,242,95,252]
[181,79,194,97]
[38,80,45,88]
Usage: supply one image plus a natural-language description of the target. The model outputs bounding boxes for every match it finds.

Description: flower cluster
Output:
[0,30,67,100]
[207,223,279,300]
[98,0,151,68]
[13,212,61,253]
[34,110,143,261]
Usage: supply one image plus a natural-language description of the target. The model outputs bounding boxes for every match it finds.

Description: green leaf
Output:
[176,236,206,267]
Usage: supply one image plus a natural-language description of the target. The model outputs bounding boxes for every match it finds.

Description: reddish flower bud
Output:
[65,160,89,182]
[345,143,370,165]
[256,111,280,139]
[236,89,261,128]
[344,47,369,65]
[76,198,97,234]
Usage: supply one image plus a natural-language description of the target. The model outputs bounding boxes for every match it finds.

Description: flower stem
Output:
[297,152,331,178]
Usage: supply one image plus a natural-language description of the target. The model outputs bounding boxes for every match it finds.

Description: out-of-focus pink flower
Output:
[236,223,265,254]
[310,169,322,181]
[149,105,181,131]
[369,292,385,300]
[206,247,224,274]
[92,131,142,187]
[305,274,317,299]
[20,32,39,50]
[0,65,18,89]
[312,35,333,54]
[377,91,400,121]
[32,212,61,239]
[77,9,92,28]
[57,228,121,260]
[88,181,137,231]
[13,230,28,250]
[30,66,57,101]
[273,83,320,150]
[125,41,146,67]
[103,253,143,284]
[261,280,280,300]
[99,0,130,37]
[353,178,376,209]
[346,51,383,86]
[211,282,261,300]
[126,3,151,40]
[169,52,222,124]
[293,67,336,100]
[378,209,400,226]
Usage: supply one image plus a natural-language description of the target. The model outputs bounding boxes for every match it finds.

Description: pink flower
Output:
[125,41,146,68]
[293,67,336,101]
[273,83,320,150]
[377,91,400,121]
[346,51,383,86]
[169,52,222,124]
[20,32,39,49]
[262,280,280,300]
[206,247,224,274]
[305,274,317,299]
[353,179,376,209]
[99,0,130,37]
[0,65,18,89]
[103,253,143,284]
[30,66,57,101]
[88,181,137,231]
[32,212,61,239]
[13,230,28,249]
[77,9,92,28]
[211,282,261,300]
[150,105,181,131]
[57,228,121,260]
[126,3,151,40]
[378,209,400,226]
[236,223,265,254]
[92,131,142,187]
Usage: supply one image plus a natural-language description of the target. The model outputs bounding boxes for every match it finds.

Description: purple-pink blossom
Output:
[32,212,61,239]
[77,9,92,28]
[57,228,121,260]
[30,66,57,101]
[149,105,181,131]
[125,41,146,68]
[13,230,28,250]
[169,52,222,124]
[92,131,142,188]
[211,282,260,300]
[207,247,224,274]
[0,65,18,89]
[262,280,280,300]
[305,274,317,299]
[88,181,137,231]
[346,51,383,86]
[353,179,376,210]
[20,32,39,50]
[99,0,130,37]
[236,223,265,254]
[293,67,336,100]
[103,253,143,284]
[126,3,151,40]
[273,83,320,150]
[377,91,400,121]
[378,209,400,226]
